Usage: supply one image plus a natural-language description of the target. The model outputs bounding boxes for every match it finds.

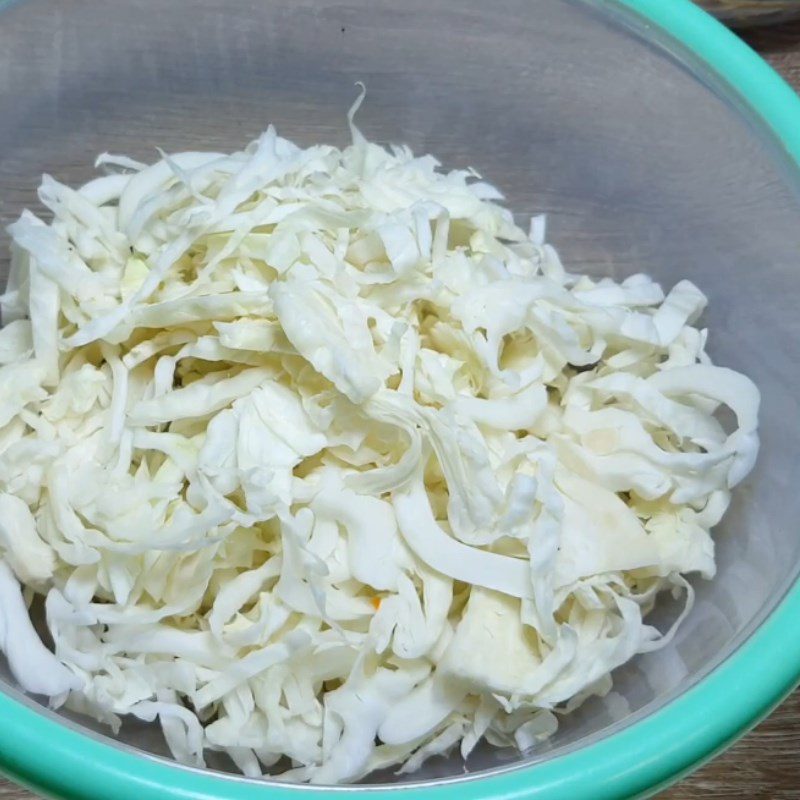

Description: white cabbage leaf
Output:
[0,95,759,783]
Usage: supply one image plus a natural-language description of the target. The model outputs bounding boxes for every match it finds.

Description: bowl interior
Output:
[0,0,799,786]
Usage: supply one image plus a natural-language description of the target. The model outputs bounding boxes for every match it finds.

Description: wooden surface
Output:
[2,14,800,800]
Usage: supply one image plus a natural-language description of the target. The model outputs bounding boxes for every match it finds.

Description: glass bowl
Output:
[0,1,799,798]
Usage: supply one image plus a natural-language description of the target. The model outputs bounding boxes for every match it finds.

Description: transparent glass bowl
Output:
[0,1,799,798]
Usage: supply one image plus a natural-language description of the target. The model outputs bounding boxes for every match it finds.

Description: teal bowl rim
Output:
[2,0,800,798]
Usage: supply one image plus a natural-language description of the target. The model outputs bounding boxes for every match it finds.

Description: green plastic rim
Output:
[1,1,800,798]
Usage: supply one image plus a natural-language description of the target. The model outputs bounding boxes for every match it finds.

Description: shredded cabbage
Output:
[0,94,759,783]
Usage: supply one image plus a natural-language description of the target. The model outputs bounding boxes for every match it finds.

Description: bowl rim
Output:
[2,0,800,798]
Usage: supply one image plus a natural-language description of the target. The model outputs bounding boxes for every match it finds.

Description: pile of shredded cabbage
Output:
[0,97,759,783]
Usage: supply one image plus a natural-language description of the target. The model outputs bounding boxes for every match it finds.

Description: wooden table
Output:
[2,15,800,800]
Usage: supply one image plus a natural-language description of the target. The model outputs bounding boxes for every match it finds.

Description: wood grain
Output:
[1,13,799,800]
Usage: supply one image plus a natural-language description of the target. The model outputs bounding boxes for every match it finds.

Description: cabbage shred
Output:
[0,100,759,783]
